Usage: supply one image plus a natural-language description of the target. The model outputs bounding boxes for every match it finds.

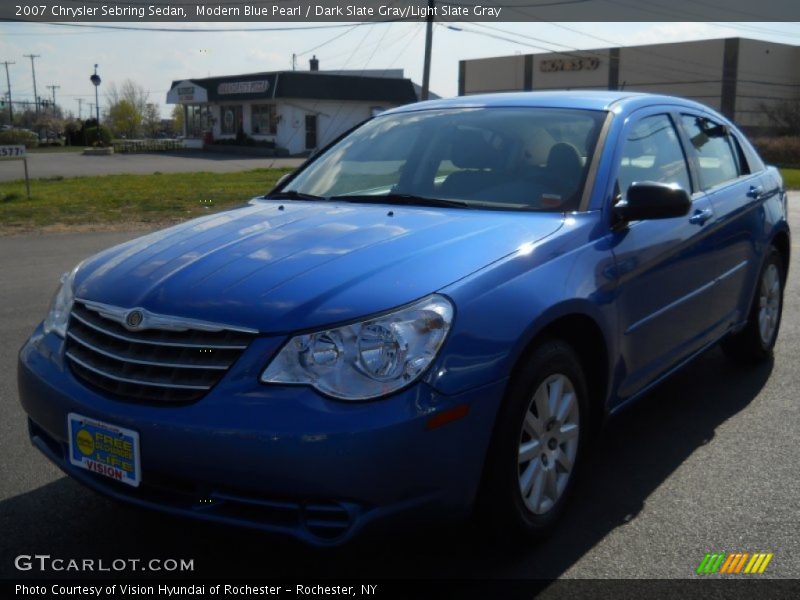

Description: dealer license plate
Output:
[67,413,141,487]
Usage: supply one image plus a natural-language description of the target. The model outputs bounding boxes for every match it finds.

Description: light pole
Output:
[90,64,101,123]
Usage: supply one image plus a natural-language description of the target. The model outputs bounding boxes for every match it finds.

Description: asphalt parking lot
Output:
[0,151,305,182]
[0,196,798,581]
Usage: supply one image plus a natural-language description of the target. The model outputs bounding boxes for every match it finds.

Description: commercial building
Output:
[166,58,419,155]
[459,38,800,132]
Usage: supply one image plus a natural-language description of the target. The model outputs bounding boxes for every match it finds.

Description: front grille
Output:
[65,301,256,403]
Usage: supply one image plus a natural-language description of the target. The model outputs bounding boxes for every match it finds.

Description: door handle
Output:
[747,185,764,199]
[689,208,713,225]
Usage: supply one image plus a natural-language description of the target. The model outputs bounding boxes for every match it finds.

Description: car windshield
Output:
[280,107,607,212]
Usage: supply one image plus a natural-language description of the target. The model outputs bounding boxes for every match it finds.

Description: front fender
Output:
[426,213,618,398]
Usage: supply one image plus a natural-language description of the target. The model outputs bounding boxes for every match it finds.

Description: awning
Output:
[166,80,209,104]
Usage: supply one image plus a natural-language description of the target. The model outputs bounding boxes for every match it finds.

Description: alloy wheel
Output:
[517,373,580,515]
[758,263,781,346]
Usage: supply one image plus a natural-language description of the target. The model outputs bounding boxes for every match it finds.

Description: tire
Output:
[477,339,590,540]
[721,247,785,365]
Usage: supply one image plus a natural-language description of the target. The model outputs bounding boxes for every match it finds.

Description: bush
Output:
[751,136,800,168]
[0,128,39,148]
[83,125,113,147]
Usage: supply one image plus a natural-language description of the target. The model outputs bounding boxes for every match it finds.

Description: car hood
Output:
[75,200,563,333]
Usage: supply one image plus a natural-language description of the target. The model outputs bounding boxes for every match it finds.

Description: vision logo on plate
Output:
[75,429,94,456]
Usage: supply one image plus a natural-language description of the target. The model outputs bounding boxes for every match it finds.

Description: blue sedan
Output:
[18,91,790,545]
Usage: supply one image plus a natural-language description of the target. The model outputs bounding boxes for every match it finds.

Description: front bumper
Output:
[18,326,506,546]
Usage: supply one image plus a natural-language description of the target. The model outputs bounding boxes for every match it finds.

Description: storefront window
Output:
[251,104,277,135]
[185,104,211,138]
[220,105,243,136]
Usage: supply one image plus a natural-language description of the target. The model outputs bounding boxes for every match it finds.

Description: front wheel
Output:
[721,247,785,364]
[477,340,589,539]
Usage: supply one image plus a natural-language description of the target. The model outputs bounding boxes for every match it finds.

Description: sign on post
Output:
[0,145,30,198]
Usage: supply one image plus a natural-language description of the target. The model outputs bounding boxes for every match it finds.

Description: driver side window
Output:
[618,114,692,198]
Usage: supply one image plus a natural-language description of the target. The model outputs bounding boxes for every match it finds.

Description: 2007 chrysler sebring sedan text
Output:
[18,92,790,545]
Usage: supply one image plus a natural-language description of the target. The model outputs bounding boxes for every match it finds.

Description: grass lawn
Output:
[780,168,800,190]
[0,168,291,231]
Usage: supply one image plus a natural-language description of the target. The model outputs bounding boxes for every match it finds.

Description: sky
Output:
[1,20,799,118]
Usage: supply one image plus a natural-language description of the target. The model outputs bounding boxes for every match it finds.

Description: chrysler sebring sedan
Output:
[18,92,789,545]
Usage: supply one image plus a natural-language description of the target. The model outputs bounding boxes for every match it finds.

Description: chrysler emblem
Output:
[125,309,144,330]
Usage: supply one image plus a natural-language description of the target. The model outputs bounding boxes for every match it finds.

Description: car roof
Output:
[384,90,716,117]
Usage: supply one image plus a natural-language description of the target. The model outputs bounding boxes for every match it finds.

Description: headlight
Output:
[43,265,79,338]
[261,295,454,400]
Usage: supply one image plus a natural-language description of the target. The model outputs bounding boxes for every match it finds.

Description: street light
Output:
[90,64,101,123]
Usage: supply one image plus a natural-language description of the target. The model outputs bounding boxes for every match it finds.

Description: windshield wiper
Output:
[265,190,326,201]
[329,193,471,209]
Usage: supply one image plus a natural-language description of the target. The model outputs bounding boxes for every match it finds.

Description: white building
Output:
[166,60,419,155]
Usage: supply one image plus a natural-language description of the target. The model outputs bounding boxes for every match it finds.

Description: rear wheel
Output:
[478,340,589,539]
[721,247,785,364]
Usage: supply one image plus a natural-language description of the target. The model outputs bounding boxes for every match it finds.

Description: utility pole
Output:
[421,0,435,101]
[1,61,13,123]
[76,98,83,119]
[23,54,40,115]
[88,102,94,119]
[47,84,60,115]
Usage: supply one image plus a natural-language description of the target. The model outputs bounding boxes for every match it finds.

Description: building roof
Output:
[168,71,418,105]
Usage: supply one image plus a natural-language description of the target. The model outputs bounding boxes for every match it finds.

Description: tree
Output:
[108,99,141,138]
[761,99,800,135]
[172,104,184,136]
[105,79,151,138]
[143,102,161,138]
[105,79,149,116]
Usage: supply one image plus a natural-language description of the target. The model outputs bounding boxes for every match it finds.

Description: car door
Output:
[608,109,722,400]
[677,113,765,326]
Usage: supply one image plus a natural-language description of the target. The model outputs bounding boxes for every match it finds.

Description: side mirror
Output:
[614,181,691,224]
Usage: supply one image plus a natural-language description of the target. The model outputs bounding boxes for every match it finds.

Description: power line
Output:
[263,19,380,166]
[319,21,396,142]
[296,23,364,57]
[17,20,398,33]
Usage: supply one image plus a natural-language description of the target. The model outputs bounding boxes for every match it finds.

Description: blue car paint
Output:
[17,92,790,544]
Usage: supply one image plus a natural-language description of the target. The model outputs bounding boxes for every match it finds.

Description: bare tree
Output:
[105,79,150,115]
[761,99,800,135]
[105,79,151,137]
[142,103,161,138]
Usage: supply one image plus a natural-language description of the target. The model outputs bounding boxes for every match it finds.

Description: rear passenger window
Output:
[681,115,741,189]
[618,114,691,197]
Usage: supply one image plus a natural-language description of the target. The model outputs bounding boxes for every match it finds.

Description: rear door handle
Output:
[747,185,764,199]
[689,208,713,225]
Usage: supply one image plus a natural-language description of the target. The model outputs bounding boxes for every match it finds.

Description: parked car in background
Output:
[18,92,789,545]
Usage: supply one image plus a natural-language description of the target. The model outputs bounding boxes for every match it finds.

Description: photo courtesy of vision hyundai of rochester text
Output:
[18,91,789,545]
